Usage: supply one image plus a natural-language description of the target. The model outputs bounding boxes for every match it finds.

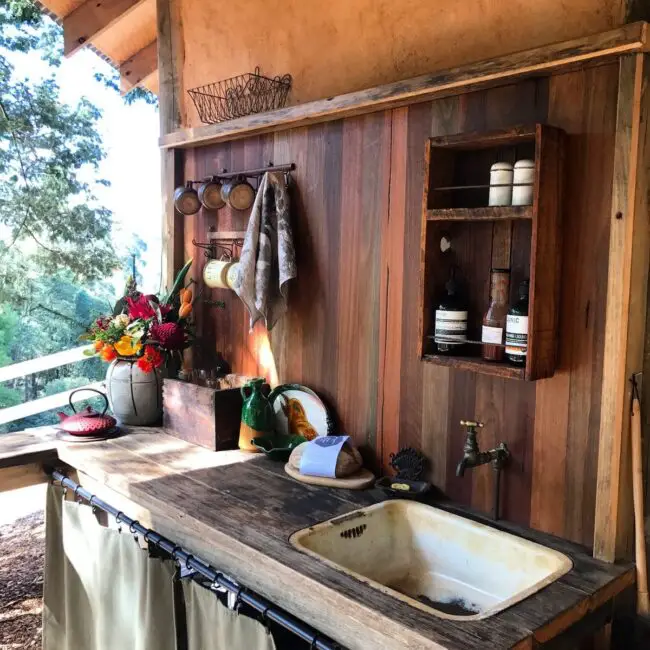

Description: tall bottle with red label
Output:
[481,269,510,362]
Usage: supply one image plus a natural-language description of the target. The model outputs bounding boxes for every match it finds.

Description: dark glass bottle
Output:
[481,269,510,362]
[434,277,467,354]
[505,279,530,365]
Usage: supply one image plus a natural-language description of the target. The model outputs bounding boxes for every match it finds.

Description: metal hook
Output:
[185,554,194,570]
[260,604,271,628]
[310,633,320,649]
[129,521,139,534]
[172,545,183,562]
[74,486,83,503]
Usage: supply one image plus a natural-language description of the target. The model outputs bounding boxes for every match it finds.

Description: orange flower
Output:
[179,302,192,319]
[137,345,163,373]
[100,345,117,362]
[94,340,105,352]
[182,288,193,304]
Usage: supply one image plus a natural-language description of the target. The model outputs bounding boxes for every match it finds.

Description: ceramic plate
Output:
[268,384,335,440]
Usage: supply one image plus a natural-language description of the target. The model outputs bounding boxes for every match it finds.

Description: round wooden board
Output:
[284,463,375,489]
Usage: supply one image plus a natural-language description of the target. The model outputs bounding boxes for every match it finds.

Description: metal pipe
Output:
[192,163,296,183]
[51,471,342,650]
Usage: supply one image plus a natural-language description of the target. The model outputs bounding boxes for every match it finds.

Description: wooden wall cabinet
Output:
[419,124,564,381]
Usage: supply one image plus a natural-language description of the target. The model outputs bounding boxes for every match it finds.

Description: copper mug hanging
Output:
[197,177,226,210]
[174,181,201,215]
[220,175,256,211]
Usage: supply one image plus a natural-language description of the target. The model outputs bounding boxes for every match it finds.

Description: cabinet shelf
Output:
[426,205,533,221]
[418,124,564,381]
[422,354,525,380]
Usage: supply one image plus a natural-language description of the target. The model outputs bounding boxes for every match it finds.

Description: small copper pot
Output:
[174,181,201,215]
[220,175,256,211]
[197,177,225,210]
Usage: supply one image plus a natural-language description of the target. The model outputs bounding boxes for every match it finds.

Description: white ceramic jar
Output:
[512,159,535,206]
[489,162,513,206]
[106,359,163,425]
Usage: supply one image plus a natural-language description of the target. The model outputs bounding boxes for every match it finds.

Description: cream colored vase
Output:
[106,359,163,426]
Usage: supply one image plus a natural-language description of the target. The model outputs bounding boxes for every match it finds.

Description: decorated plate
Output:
[267,384,335,440]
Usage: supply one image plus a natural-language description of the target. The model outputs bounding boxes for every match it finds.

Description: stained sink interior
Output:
[289,500,572,621]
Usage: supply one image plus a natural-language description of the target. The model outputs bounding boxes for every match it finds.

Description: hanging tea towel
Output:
[232,171,296,330]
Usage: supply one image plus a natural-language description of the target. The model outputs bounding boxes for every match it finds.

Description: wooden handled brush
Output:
[631,373,649,615]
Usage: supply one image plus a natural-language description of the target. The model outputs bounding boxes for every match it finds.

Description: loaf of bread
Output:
[288,440,363,478]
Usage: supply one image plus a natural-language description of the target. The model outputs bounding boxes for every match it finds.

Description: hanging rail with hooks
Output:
[50,470,342,650]
[186,162,296,185]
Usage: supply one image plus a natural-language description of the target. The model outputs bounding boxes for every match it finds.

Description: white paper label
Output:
[481,325,503,345]
[299,435,350,478]
[505,315,528,355]
[435,310,467,344]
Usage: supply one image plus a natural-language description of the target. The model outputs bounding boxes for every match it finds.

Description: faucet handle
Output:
[460,420,484,432]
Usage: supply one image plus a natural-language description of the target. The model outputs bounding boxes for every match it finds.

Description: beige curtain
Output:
[43,484,177,650]
[182,580,276,650]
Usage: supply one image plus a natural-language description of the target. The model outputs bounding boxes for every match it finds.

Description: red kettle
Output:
[57,388,117,436]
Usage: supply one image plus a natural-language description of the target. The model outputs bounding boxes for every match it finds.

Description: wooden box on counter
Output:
[162,376,251,451]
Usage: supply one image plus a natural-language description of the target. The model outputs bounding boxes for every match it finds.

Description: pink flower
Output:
[150,322,185,350]
[127,295,156,320]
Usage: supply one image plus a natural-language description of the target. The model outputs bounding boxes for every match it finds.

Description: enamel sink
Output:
[289,500,572,621]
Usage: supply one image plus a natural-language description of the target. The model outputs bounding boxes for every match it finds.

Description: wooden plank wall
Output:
[183,63,619,546]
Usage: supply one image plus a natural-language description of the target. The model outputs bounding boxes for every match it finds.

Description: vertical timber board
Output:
[594,53,650,561]
[157,0,185,291]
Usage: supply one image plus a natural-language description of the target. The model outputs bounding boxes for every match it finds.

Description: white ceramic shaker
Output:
[512,159,535,206]
[488,162,513,206]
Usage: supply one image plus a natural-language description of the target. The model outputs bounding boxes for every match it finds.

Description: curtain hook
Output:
[115,511,124,533]
[310,633,320,650]
[74,486,83,503]
[172,545,183,563]
[260,604,271,628]
[185,554,194,570]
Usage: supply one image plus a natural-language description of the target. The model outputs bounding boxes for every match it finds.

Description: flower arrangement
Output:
[83,260,195,373]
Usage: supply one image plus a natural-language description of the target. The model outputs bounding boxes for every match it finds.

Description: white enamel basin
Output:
[290,500,572,621]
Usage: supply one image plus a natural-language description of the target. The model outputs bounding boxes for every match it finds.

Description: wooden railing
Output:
[0,345,102,426]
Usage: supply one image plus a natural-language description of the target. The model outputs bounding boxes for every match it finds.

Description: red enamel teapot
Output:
[57,388,117,436]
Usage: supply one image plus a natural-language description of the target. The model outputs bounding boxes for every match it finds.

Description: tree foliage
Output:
[0,1,152,431]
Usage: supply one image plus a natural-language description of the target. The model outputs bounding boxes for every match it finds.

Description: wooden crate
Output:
[419,124,564,381]
[162,376,251,450]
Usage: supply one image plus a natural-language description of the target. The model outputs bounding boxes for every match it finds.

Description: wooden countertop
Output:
[0,427,636,649]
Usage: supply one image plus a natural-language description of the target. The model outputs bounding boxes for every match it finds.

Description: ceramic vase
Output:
[239,378,274,451]
[106,359,163,426]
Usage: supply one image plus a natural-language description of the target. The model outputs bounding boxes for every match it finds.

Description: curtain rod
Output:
[188,163,296,184]
[50,470,342,650]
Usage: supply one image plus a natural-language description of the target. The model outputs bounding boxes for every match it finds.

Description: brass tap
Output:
[456,420,510,477]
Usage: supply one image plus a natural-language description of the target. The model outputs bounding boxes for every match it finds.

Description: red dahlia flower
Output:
[150,322,185,350]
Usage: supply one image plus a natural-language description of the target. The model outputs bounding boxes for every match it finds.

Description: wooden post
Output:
[594,53,650,562]
[156,0,185,292]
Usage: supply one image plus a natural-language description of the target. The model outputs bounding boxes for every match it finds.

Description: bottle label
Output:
[435,310,467,345]
[505,315,528,355]
[481,325,503,345]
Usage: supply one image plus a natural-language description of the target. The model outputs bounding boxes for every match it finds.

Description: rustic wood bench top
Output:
[0,427,635,649]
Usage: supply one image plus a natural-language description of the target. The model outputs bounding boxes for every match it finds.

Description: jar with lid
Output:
[488,162,513,206]
[512,159,535,206]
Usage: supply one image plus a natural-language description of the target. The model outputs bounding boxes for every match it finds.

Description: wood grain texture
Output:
[157,0,185,291]
[160,23,648,149]
[120,40,157,93]
[63,0,147,57]
[595,53,650,561]
[184,115,389,457]
[181,65,622,545]
[50,429,635,650]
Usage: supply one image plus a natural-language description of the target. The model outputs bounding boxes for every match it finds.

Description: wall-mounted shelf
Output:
[418,124,565,381]
[426,205,533,221]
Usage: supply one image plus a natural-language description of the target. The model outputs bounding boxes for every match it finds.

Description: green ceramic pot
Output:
[251,434,306,462]
[238,378,274,451]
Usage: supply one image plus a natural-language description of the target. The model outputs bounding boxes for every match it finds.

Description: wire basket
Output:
[188,67,292,125]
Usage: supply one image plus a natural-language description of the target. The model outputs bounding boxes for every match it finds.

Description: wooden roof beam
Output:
[63,0,148,57]
[120,40,158,94]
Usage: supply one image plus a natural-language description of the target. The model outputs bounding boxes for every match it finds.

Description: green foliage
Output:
[93,70,158,107]
[0,384,21,408]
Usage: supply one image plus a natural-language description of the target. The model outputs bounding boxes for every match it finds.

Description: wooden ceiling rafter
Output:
[34,0,159,95]
[120,40,158,94]
[63,0,148,57]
